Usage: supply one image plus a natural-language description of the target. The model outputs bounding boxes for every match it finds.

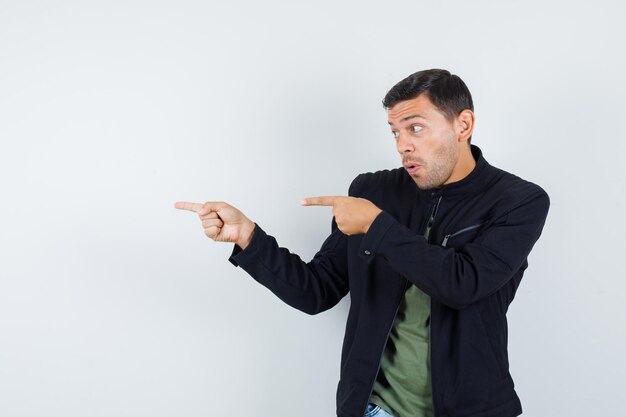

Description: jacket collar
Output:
[412,144,494,198]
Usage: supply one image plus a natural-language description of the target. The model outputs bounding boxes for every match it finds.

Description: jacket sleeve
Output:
[357,186,550,310]
[227,181,356,315]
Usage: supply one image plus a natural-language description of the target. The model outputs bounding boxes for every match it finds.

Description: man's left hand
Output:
[300,196,383,236]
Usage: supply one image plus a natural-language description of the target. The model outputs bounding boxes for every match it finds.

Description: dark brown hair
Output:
[383,69,474,144]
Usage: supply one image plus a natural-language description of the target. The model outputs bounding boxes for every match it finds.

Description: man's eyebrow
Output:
[388,114,427,126]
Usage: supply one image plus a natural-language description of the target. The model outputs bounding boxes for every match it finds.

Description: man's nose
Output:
[396,132,414,154]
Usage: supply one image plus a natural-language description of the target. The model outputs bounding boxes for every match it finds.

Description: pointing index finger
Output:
[174,201,204,213]
[301,196,341,206]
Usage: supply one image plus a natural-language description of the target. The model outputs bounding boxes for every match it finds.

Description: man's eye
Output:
[411,125,423,133]
[392,131,399,139]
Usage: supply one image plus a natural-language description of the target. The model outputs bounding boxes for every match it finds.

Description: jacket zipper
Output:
[426,194,441,417]
[423,195,442,242]
[440,222,485,248]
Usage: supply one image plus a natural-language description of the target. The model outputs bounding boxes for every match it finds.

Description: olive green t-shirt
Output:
[368,282,433,417]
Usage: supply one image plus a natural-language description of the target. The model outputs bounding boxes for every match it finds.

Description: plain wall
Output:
[1,0,625,415]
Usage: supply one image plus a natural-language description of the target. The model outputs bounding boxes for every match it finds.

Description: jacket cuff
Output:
[228,223,264,267]
[358,210,396,265]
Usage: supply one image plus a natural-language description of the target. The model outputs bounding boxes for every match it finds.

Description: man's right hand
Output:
[174,201,256,249]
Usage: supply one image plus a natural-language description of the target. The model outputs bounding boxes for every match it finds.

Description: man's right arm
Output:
[228,215,350,315]
[176,179,358,315]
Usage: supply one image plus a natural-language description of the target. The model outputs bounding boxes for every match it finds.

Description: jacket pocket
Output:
[440,222,485,248]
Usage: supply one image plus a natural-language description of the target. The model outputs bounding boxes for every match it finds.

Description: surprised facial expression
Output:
[388,94,460,190]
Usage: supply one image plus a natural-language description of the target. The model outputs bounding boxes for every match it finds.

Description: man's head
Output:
[384,69,476,190]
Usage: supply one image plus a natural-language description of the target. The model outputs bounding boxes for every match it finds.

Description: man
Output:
[175,69,550,417]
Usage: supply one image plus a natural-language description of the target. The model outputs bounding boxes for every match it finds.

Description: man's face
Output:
[387,94,460,190]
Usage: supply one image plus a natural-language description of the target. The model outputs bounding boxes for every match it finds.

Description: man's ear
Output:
[456,109,475,143]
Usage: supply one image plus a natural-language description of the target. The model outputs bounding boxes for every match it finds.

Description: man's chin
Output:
[414,177,443,191]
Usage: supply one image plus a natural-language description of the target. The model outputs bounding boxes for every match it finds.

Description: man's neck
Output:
[444,145,476,185]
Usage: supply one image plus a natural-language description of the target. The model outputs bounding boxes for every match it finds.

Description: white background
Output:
[1,1,625,416]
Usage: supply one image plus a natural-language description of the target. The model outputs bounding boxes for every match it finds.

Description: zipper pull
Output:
[441,235,451,247]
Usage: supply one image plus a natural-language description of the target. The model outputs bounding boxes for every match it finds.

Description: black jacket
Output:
[228,145,550,417]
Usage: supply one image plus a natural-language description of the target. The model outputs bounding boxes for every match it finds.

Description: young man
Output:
[176,69,550,417]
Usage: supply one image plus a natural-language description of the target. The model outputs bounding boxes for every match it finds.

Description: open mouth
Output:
[406,165,420,174]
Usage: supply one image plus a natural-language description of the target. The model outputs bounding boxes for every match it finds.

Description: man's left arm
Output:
[358,189,550,309]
